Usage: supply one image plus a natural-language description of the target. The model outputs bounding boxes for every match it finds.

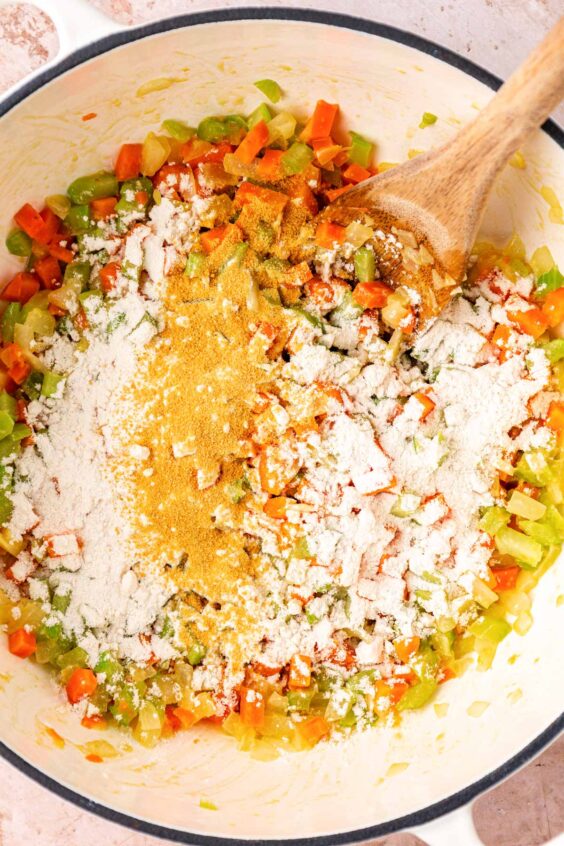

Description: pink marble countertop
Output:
[0,1,562,844]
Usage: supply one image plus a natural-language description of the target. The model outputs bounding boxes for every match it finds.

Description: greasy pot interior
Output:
[0,15,562,841]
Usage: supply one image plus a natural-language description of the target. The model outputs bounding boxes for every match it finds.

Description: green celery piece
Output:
[223,115,248,144]
[254,79,282,103]
[495,525,544,568]
[429,630,454,657]
[188,640,206,666]
[535,265,563,296]
[161,119,196,142]
[314,667,339,692]
[221,242,248,270]
[541,339,564,363]
[397,678,437,710]
[520,506,564,545]
[329,291,364,325]
[514,451,554,487]
[287,687,315,711]
[262,257,290,282]
[65,205,91,234]
[64,261,90,290]
[391,495,421,521]
[197,117,228,143]
[67,171,119,204]
[478,505,511,535]
[419,112,438,128]
[255,220,274,251]
[0,487,12,524]
[1,303,22,344]
[38,621,62,641]
[261,288,281,306]
[95,650,122,680]
[291,537,311,559]
[226,476,249,504]
[469,615,511,643]
[248,102,273,128]
[116,176,153,216]
[11,423,32,442]
[339,708,358,728]
[200,800,218,811]
[57,646,88,669]
[281,142,314,175]
[354,246,376,283]
[346,669,376,693]
[5,229,32,257]
[291,305,324,331]
[348,131,373,168]
[0,390,17,419]
[185,252,207,279]
[22,371,43,401]
[41,371,63,398]
[51,592,71,613]
[110,684,139,725]
[0,412,14,441]
[45,194,71,219]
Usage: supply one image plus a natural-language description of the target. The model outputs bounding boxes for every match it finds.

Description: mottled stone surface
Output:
[0,1,562,844]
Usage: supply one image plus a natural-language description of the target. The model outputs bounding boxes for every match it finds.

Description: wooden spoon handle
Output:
[454,16,564,173]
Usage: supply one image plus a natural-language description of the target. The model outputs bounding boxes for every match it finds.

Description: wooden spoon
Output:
[328,17,564,323]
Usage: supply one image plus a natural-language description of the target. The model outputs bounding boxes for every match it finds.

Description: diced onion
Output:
[514,610,533,635]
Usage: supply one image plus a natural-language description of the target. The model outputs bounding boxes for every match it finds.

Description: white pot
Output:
[0,4,562,844]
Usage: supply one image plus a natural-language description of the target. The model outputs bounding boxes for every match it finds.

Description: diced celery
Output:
[197,117,228,143]
[429,630,454,657]
[329,291,364,325]
[541,339,564,363]
[354,246,376,283]
[64,261,90,291]
[254,79,282,103]
[45,194,71,219]
[0,391,16,418]
[161,119,195,142]
[41,371,63,398]
[290,305,324,330]
[57,646,88,669]
[1,303,22,344]
[51,592,71,613]
[5,229,32,257]
[110,684,139,725]
[391,493,421,517]
[65,205,91,234]
[473,577,498,609]
[221,243,248,270]
[226,476,249,503]
[291,537,311,559]
[287,687,315,711]
[188,641,206,666]
[495,526,544,568]
[68,171,119,204]
[185,252,207,279]
[268,112,297,146]
[514,451,553,487]
[520,506,564,545]
[348,131,373,168]
[0,412,14,441]
[419,112,438,128]
[397,678,437,710]
[478,505,510,534]
[281,142,314,175]
[22,372,43,401]
[248,103,272,128]
[469,615,511,642]
[529,246,554,278]
[507,490,546,521]
[535,265,563,296]
[315,667,339,692]
[95,650,122,681]
[11,423,31,441]
[346,669,376,693]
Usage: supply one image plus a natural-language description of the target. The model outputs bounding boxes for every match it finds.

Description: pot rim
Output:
[0,7,562,843]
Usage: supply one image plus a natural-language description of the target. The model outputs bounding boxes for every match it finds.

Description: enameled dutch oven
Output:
[0,4,562,844]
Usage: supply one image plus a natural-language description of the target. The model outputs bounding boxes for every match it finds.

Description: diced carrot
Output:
[252,661,283,677]
[66,668,97,704]
[74,308,89,332]
[153,164,196,199]
[312,137,342,167]
[285,179,318,216]
[200,225,228,255]
[375,678,409,706]
[542,287,564,327]
[492,566,521,591]
[394,636,420,663]
[297,715,331,746]
[90,197,118,220]
[85,754,103,764]
[38,207,60,244]
[239,686,266,729]
[263,496,291,519]
[81,112,97,122]
[49,242,75,264]
[234,120,269,165]
[135,190,149,205]
[16,398,27,423]
[115,143,142,181]
[508,308,549,339]
[171,706,197,730]
[342,163,372,183]
[49,303,67,317]
[99,261,120,293]
[81,714,107,729]
[2,271,40,303]
[258,439,301,495]
[8,628,36,659]
[14,203,47,241]
[491,323,512,349]
[315,220,346,249]
[352,281,393,309]
[516,482,540,499]
[437,666,456,684]
[288,654,312,689]
[304,277,350,310]
[34,255,62,289]
[180,138,212,164]
[256,149,284,180]
[413,392,435,420]
[547,401,564,433]
[324,184,353,202]
[0,343,31,385]
[299,117,314,144]
[310,100,339,139]
[234,181,288,213]
[283,260,313,287]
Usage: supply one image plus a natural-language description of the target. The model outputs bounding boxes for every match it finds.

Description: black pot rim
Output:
[0,7,562,844]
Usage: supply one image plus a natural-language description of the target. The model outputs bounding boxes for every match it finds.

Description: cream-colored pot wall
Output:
[0,12,562,843]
